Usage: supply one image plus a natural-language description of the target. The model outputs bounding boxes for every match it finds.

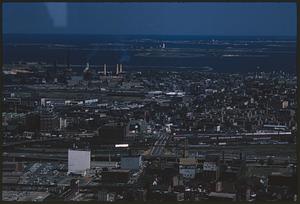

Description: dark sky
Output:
[3,2,297,36]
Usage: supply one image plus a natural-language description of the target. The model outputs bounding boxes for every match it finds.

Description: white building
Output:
[68,149,91,176]
[282,100,289,109]
[59,117,67,129]
[203,161,218,171]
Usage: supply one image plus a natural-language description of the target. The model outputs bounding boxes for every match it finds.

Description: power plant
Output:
[84,63,125,81]
[99,64,124,76]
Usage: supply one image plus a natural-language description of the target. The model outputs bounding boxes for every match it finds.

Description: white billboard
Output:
[68,149,91,175]
[115,144,129,148]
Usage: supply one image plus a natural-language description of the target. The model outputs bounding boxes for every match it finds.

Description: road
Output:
[150,131,169,156]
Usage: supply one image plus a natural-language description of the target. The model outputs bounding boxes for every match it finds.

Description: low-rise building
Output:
[179,158,198,179]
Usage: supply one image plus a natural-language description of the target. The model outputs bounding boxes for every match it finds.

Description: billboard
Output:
[68,149,91,175]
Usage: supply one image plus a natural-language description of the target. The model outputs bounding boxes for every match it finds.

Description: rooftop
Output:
[179,158,197,165]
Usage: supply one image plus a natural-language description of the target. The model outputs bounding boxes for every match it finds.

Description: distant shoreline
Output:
[3,34,296,74]
[3,33,296,41]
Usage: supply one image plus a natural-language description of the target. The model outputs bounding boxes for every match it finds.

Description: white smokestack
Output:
[120,64,123,73]
[104,64,107,76]
[116,64,119,75]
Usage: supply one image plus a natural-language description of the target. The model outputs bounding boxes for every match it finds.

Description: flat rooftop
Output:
[2,191,50,201]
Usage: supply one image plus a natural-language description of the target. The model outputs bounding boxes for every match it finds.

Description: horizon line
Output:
[3,33,296,38]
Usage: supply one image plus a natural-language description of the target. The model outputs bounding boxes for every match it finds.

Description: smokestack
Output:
[103,64,107,76]
[120,64,123,73]
[116,64,119,75]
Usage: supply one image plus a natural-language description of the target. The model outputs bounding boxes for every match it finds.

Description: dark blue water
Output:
[3,34,297,73]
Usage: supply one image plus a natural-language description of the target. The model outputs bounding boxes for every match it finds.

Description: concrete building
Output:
[120,156,142,170]
[179,158,197,179]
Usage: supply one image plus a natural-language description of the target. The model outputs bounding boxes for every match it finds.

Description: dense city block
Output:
[2,57,297,201]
